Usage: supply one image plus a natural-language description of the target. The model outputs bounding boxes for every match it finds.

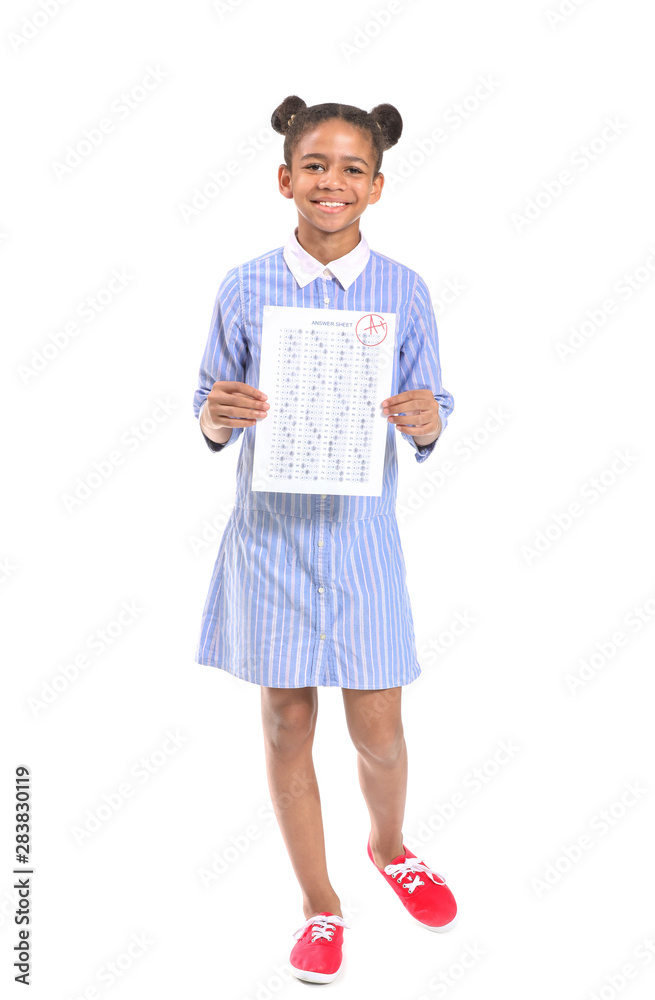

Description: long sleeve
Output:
[193,268,248,453]
[397,273,455,464]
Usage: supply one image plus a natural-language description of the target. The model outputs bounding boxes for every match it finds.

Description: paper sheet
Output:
[252,305,396,496]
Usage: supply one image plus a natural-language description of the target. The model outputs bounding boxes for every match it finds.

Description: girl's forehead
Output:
[294,122,374,162]
[298,120,368,147]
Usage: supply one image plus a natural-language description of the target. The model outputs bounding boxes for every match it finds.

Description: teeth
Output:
[317,201,346,207]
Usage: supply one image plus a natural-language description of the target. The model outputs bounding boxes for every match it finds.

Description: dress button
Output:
[318,540,324,546]
[318,587,325,593]
[320,494,327,499]
[323,268,331,277]
[319,633,326,640]
[323,297,330,304]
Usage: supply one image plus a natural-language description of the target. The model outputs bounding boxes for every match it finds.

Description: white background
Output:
[2,1,654,998]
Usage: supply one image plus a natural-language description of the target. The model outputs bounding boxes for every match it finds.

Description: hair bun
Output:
[271,95,308,135]
[369,103,403,150]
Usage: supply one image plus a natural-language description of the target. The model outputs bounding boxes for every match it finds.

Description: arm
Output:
[193,268,247,453]
[397,273,454,463]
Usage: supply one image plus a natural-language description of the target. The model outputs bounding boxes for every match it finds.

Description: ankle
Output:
[302,895,342,920]
[369,832,404,869]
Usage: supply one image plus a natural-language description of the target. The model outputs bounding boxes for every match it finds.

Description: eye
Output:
[304,163,364,174]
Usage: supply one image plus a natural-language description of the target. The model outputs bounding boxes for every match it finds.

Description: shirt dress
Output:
[192,227,454,689]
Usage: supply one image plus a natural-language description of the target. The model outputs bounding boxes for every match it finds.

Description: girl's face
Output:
[278,119,384,236]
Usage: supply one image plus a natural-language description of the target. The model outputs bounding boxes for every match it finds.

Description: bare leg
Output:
[260,686,342,920]
[342,686,407,868]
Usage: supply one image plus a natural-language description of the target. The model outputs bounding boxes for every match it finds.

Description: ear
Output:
[278,163,294,200]
[367,172,385,205]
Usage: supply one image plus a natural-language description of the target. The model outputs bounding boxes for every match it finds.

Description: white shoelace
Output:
[293,913,350,942]
[384,858,448,894]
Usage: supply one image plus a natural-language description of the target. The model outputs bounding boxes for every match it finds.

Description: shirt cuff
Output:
[403,434,438,463]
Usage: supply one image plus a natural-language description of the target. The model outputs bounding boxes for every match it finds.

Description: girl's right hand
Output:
[205,381,269,429]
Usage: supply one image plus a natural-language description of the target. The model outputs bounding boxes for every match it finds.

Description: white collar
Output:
[283,226,371,289]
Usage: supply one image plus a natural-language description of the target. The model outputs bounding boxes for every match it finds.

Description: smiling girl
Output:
[193,95,457,985]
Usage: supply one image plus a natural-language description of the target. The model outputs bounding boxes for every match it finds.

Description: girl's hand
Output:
[205,380,269,429]
[381,390,441,438]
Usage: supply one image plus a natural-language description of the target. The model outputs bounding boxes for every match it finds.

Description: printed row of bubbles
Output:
[288,376,375,383]
[300,422,373,429]
[276,450,368,458]
[280,364,375,374]
[282,351,375,360]
[276,400,374,408]
[278,413,376,420]
[273,450,368,462]
[272,430,372,442]
[272,432,372,441]
[278,361,375,367]
[270,418,375,427]
[282,345,376,356]
[271,456,370,464]
[276,403,378,410]
[281,348,375,358]
[280,376,376,384]
[281,327,353,343]
[272,425,373,435]
[271,473,368,482]
[271,464,368,472]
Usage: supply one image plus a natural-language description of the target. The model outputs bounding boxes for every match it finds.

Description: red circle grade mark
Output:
[355,313,387,347]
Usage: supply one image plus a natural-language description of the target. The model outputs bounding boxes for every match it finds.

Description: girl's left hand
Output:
[381,390,441,437]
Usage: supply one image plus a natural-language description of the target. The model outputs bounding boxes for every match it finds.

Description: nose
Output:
[317,171,344,190]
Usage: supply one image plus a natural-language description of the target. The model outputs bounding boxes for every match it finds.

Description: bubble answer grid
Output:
[253,305,396,496]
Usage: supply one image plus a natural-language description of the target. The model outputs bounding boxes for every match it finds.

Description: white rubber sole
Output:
[290,962,342,984]
[422,909,459,933]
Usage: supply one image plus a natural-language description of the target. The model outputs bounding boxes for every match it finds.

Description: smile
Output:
[312,200,350,213]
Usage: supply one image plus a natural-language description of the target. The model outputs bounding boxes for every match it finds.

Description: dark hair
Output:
[271,95,402,179]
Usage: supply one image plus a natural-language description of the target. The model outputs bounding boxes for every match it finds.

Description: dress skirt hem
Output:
[193,655,422,690]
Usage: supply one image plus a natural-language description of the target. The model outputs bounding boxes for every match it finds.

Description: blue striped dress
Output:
[192,227,454,689]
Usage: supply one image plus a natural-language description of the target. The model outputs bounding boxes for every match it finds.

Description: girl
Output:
[193,95,457,985]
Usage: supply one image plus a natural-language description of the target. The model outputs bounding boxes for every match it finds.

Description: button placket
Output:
[316,493,328,600]
[314,494,331,668]
[321,275,331,307]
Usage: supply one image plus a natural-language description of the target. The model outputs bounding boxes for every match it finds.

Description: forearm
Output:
[199,400,233,444]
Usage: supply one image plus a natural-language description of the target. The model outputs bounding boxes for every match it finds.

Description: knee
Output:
[262,698,317,756]
[351,725,405,766]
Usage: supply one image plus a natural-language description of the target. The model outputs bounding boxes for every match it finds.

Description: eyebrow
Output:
[299,152,370,167]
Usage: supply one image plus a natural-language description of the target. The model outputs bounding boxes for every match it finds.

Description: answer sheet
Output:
[252,305,396,496]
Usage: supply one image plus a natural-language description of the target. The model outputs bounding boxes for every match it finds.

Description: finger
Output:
[208,401,269,426]
[213,417,258,427]
[218,384,266,402]
[382,389,432,407]
[216,382,268,400]
[385,407,429,420]
[220,390,269,409]
[392,415,434,431]
[382,400,430,415]
[384,409,430,424]
[211,414,267,428]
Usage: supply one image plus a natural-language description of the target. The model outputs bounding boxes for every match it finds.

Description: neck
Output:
[295,219,361,265]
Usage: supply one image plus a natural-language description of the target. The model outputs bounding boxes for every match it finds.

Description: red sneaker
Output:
[367,836,459,931]
[289,911,349,983]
